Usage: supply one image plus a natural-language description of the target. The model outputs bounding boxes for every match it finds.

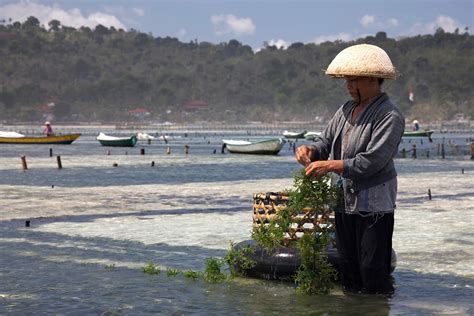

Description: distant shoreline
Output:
[1,120,473,134]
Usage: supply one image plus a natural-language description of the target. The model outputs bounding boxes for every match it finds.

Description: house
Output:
[128,108,151,120]
[183,100,209,111]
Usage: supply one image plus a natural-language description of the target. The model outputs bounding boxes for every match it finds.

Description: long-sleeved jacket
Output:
[308,93,405,193]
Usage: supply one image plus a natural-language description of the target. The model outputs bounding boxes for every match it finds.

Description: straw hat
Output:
[45,121,51,125]
[325,44,398,79]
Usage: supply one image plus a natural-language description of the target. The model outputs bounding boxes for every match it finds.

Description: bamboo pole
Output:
[21,155,28,170]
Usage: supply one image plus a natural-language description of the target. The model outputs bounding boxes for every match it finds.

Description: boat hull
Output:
[403,130,434,137]
[283,131,307,139]
[97,134,137,147]
[304,131,321,141]
[0,133,81,144]
[223,139,284,155]
[98,138,137,147]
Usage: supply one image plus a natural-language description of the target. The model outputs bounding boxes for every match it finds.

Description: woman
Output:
[43,121,54,136]
[295,44,405,294]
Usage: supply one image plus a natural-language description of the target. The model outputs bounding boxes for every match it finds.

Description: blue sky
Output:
[0,0,472,49]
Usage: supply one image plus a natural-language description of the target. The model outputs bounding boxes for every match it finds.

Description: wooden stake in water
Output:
[471,143,474,160]
[21,155,28,170]
[140,148,145,155]
[428,188,432,200]
[184,144,189,155]
[441,143,445,159]
[49,148,53,157]
[412,144,417,159]
[166,147,171,155]
[57,156,62,169]
[401,148,406,158]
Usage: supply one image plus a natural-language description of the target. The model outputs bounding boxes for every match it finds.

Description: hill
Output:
[0,16,473,123]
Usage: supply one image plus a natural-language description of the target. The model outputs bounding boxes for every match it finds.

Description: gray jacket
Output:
[309,93,405,192]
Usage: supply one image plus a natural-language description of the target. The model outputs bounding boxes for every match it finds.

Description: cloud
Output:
[387,18,399,27]
[267,39,289,49]
[409,15,464,34]
[0,1,126,30]
[431,15,464,32]
[211,14,255,36]
[177,28,187,37]
[312,32,352,44]
[133,8,145,17]
[359,15,398,30]
[360,14,375,27]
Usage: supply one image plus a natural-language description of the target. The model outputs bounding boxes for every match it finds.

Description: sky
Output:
[0,0,472,49]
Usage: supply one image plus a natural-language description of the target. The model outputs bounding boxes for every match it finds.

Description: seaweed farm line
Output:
[0,132,473,314]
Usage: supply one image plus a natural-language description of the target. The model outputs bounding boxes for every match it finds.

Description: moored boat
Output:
[283,130,307,139]
[222,138,285,155]
[97,132,137,147]
[304,131,322,140]
[403,130,434,142]
[137,132,155,141]
[0,132,81,144]
[403,130,434,137]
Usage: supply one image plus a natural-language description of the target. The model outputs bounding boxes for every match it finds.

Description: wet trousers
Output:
[335,212,394,294]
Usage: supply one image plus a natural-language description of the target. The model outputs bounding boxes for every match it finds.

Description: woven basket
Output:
[252,192,335,242]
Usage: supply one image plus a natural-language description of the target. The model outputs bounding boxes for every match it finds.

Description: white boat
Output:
[222,138,285,155]
[97,132,137,147]
[137,132,155,141]
[0,131,25,138]
[283,130,307,139]
[304,131,322,140]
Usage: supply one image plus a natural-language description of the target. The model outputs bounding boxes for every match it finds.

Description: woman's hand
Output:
[295,145,314,166]
[305,160,344,178]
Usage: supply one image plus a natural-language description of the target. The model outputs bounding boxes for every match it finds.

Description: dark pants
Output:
[335,212,394,294]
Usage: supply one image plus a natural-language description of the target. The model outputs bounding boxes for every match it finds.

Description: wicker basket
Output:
[253,192,335,242]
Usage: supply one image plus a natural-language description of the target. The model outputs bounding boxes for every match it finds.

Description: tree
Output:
[48,19,61,32]
[23,16,40,29]
[94,24,109,36]
[375,31,387,41]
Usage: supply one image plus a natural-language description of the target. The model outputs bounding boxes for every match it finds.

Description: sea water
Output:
[0,131,473,314]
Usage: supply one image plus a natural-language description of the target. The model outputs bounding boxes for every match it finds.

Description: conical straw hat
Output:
[325,44,398,79]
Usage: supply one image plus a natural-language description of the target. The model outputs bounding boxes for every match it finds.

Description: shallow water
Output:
[0,132,473,314]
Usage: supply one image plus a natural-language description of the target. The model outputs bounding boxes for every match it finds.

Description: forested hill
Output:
[0,16,473,123]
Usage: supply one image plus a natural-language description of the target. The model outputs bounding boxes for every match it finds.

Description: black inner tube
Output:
[233,239,396,280]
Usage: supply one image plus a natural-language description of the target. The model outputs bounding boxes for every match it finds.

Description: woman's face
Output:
[344,76,373,102]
